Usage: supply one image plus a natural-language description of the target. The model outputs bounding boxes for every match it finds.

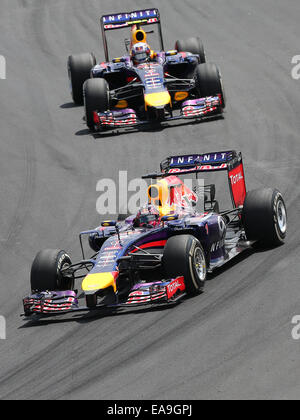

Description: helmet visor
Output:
[135,52,148,62]
[139,214,157,225]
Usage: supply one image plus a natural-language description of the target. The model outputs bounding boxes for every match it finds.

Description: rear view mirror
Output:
[101,220,117,227]
[162,214,179,222]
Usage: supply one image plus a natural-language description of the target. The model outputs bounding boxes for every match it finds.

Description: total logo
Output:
[167,277,185,298]
[168,280,182,293]
[230,172,243,185]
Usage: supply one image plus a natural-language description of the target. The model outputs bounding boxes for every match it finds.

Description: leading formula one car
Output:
[67,8,225,132]
[22,151,287,317]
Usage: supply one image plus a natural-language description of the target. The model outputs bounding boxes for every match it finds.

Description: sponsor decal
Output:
[96,251,119,268]
[99,255,116,261]
[56,253,70,275]
[170,152,229,167]
[210,239,225,252]
[230,172,244,185]
[105,245,122,251]
[168,164,227,173]
[138,63,160,70]
[166,276,185,299]
[228,163,246,207]
[103,10,157,24]
[144,68,163,90]
[103,10,156,23]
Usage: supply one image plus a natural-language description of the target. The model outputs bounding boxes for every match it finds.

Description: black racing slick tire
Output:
[242,188,287,246]
[163,235,207,295]
[194,63,226,108]
[175,37,206,64]
[30,249,74,293]
[83,78,110,130]
[68,53,96,105]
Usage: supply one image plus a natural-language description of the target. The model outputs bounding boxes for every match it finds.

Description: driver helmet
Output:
[133,205,160,228]
[131,42,151,64]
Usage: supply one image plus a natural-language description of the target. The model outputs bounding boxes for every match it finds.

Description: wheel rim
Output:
[276,200,287,234]
[194,247,206,281]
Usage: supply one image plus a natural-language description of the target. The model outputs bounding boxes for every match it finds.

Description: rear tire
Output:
[30,249,74,293]
[194,63,226,108]
[68,53,96,105]
[163,235,207,295]
[242,188,287,246]
[175,37,206,63]
[83,78,110,130]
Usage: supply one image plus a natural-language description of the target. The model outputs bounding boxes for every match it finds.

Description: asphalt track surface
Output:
[0,0,300,400]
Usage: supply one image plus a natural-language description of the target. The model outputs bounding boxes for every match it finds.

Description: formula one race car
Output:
[67,8,225,132]
[22,151,287,317]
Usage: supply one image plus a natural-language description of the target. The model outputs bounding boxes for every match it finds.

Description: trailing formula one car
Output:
[67,8,225,132]
[22,151,287,317]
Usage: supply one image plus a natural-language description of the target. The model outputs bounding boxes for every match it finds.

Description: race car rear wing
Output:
[143,150,247,209]
[161,151,235,172]
[100,9,164,61]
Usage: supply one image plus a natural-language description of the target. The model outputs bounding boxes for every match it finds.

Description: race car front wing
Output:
[22,276,186,317]
[92,96,222,131]
[23,290,79,316]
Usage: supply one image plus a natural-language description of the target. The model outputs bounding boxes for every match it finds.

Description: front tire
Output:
[163,235,207,295]
[68,53,96,105]
[30,249,74,293]
[242,188,287,246]
[194,63,226,108]
[83,78,110,130]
